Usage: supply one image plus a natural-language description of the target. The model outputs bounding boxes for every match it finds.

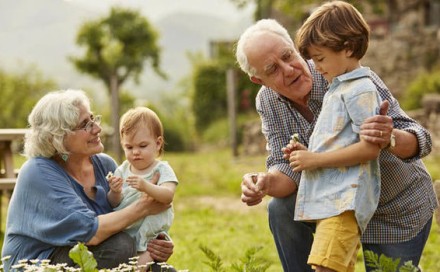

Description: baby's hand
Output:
[107,174,123,193]
[126,175,147,191]
[106,171,114,179]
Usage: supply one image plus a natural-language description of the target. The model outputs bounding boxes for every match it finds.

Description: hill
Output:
[0,0,253,102]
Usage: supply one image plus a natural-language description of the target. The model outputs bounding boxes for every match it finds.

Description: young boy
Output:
[287,1,382,271]
[107,107,178,270]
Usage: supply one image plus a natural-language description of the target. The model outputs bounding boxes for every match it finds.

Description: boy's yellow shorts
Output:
[308,211,361,272]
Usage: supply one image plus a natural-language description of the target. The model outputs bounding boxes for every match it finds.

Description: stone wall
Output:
[363,26,440,99]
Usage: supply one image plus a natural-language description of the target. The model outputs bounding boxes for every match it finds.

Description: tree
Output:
[69,7,165,162]
[0,65,56,128]
[229,0,387,29]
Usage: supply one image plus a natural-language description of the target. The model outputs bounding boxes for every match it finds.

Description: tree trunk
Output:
[110,75,122,163]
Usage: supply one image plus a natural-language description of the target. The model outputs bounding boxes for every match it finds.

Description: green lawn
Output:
[1,150,439,271]
[165,150,440,271]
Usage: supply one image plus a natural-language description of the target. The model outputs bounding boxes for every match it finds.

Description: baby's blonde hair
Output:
[119,107,165,155]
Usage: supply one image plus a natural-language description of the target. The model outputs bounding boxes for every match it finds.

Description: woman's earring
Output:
[61,153,69,162]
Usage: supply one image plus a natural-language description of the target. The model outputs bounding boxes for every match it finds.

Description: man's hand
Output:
[360,100,393,149]
[241,172,269,206]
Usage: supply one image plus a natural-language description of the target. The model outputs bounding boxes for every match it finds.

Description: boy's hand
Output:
[282,136,307,160]
[289,150,316,172]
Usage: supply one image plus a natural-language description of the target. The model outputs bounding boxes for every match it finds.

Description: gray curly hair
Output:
[24,89,90,158]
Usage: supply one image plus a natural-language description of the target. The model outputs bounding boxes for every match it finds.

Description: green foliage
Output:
[200,116,230,147]
[145,102,195,152]
[191,61,259,133]
[163,149,266,197]
[230,246,272,272]
[200,113,259,148]
[199,245,225,272]
[3,152,440,272]
[188,34,259,135]
[70,6,166,160]
[364,250,418,272]
[69,243,98,272]
[0,65,56,128]
[423,154,440,180]
[192,61,228,132]
[400,69,440,110]
[70,7,164,88]
[229,0,386,24]
[200,245,272,272]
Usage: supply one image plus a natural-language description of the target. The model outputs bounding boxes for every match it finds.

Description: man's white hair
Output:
[235,19,294,77]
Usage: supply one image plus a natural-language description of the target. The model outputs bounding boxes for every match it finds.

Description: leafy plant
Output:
[400,69,440,110]
[200,245,225,272]
[68,242,98,272]
[200,244,272,272]
[364,250,418,272]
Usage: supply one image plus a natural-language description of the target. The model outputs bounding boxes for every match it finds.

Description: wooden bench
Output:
[0,129,25,231]
[0,178,16,229]
[0,178,16,190]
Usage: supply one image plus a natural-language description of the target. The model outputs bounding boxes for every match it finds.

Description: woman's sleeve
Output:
[10,158,98,246]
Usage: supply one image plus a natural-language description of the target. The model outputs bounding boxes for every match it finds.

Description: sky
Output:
[0,0,255,102]
[64,0,253,21]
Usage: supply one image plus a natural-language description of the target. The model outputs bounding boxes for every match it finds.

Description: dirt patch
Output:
[177,195,270,214]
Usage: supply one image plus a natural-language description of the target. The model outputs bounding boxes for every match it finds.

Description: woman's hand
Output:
[137,194,170,218]
[147,233,174,262]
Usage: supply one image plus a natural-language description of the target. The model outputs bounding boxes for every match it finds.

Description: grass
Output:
[1,150,440,271]
[165,150,440,272]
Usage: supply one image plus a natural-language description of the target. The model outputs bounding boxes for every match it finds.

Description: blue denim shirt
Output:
[294,67,382,233]
[1,153,117,271]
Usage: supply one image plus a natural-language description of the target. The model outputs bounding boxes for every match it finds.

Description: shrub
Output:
[400,69,440,110]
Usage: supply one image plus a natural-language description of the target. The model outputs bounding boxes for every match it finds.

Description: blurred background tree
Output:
[0,65,56,128]
[69,7,165,162]
[1,0,438,155]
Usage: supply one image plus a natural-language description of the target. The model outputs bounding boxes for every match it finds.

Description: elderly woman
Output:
[1,89,174,271]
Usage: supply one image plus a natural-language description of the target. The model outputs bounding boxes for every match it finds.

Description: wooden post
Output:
[226,69,238,157]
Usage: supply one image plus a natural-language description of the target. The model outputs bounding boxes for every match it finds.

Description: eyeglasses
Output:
[74,115,102,133]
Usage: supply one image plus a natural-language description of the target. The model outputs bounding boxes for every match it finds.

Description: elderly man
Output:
[236,19,437,271]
